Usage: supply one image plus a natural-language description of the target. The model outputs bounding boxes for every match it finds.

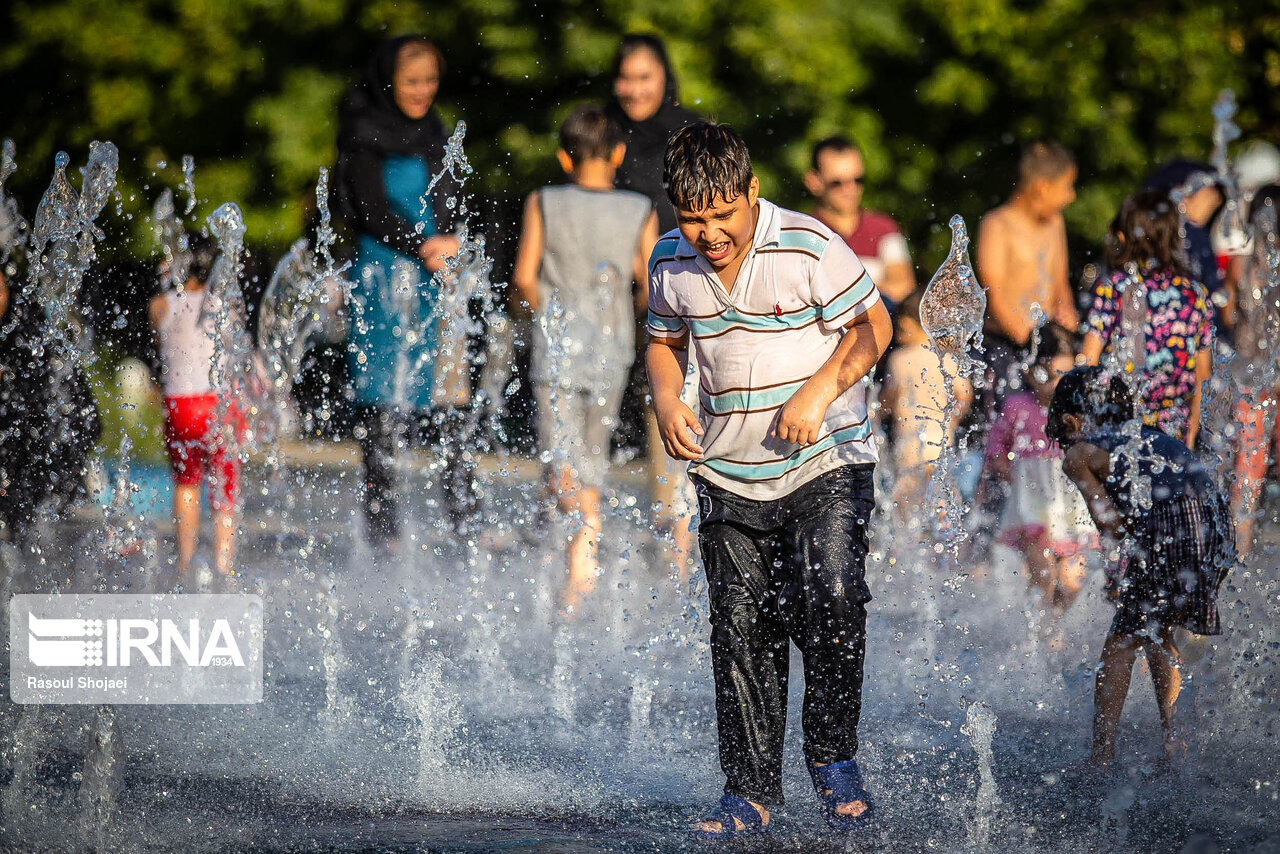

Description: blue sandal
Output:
[808,758,874,832]
[694,793,769,839]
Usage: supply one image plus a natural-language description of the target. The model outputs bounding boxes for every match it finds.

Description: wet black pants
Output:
[356,405,480,544]
[693,464,874,805]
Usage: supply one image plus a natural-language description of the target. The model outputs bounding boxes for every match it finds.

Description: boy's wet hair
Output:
[1105,187,1188,276]
[560,105,623,165]
[1018,140,1075,187]
[664,123,753,212]
[187,232,218,285]
[811,135,859,172]
[1046,365,1138,444]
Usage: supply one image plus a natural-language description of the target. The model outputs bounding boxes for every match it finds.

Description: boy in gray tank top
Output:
[513,104,658,613]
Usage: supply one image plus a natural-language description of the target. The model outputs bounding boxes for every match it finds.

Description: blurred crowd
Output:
[1,33,1278,611]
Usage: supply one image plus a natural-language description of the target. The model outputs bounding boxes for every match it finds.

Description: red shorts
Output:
[163,394,245,511]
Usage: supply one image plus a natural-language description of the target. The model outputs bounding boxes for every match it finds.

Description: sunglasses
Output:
[825,175,865,189]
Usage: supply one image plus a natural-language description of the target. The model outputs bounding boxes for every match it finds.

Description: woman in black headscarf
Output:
[605,34,701,234]
[605,34,703,547]
[334,35,476,547]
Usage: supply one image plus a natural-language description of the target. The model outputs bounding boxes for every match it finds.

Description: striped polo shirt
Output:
[647,198,882,501]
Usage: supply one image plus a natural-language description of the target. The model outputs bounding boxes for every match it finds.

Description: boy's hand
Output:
[655,397,704,460]
[773,382,834,446]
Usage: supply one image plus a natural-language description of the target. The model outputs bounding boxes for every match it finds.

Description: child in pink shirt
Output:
[984,324,1095,617]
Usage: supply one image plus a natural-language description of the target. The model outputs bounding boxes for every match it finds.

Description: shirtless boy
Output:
[976,141,1080,409]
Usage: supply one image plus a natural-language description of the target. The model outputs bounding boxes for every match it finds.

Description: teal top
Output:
[346,153,440,409]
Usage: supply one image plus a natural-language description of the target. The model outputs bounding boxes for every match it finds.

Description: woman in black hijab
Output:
[605,35,702,466]
[334,35,477,547]
[605,35,701,234]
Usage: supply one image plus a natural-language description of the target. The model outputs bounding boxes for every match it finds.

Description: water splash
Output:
[202,202,260,500]
[102,433,143,562]
[257,167,354,446]
[26,146,118,491]
[152,188,191,289]
[921,215,987,547]
[1100,775,1136,849]
[1,705,51,841]
[1200,201,1280,527]
[404,653,464,781]
[1210,90,1251,254]
[551,625,577,723]
[319,576,354,742]
[0,139,27,265]
[77,141,119,239]
[29,152,80,289]
[422,121,473,204]
[961,700,999,850]
[258,239,321,428]
[77,704,123,850]
[181,154,196,215]
[920,216,986,370]
[313,166,339,276]
[536,288,576,473]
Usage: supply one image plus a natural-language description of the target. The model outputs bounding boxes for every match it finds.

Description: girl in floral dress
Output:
[1082,188,1214,446]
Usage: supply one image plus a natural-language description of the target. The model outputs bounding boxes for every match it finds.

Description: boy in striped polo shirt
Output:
[647,123,892,836]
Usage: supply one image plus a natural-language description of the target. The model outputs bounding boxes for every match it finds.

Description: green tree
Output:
[2,0,1276,277]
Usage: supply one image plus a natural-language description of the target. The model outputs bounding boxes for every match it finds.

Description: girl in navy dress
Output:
[1047,366,1234,767]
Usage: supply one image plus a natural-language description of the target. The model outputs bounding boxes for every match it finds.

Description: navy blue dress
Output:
[1088,427,1235,636]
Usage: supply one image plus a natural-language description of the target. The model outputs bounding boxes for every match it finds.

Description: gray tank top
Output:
[532,184,652,393]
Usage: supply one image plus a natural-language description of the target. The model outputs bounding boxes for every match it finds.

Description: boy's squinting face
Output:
[676,177,761,270]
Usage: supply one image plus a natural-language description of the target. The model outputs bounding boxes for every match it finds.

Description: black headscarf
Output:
[604,34,701,233]
[337,35,448,157]
[333,36,460,245]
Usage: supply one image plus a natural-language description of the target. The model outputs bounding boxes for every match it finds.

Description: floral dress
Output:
[1087,264,1213,441]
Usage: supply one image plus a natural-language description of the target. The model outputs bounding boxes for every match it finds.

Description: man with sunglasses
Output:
[805,136,915,311]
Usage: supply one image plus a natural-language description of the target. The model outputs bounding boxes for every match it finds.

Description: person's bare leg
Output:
[669,512,695,585]
[1025,542,1055,604]
[564,489,601,613]
[1052,552,1088,612]
[173,484,200,575]
[1144,626,1185,761]
[551,467,599,612]
[1092,631,1140,768]
[212,510,236,577]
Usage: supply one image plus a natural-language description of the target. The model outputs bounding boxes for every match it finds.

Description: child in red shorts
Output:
[149,234,245,582]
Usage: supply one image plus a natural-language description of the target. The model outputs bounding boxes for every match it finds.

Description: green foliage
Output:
[1,0,1277,276]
